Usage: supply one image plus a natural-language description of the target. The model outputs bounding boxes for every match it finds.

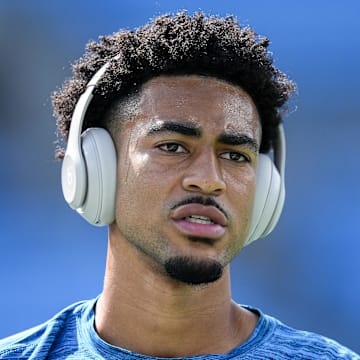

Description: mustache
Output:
[170,196,229,219]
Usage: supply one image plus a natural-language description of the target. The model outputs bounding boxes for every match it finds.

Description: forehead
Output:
[144,75,259,132]
[118,75,261,141]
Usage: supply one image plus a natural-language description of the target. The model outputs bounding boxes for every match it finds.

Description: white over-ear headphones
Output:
[245,125,285,245]
[61,61,117,226]
[61,59,286,245]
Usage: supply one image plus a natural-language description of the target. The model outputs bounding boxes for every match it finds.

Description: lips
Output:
[171,203,227,239]
[172,204,227,225]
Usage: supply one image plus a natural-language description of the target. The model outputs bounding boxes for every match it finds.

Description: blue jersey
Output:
[0,298,358,359]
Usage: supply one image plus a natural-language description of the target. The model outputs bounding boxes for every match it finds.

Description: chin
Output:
[164,255,223,286]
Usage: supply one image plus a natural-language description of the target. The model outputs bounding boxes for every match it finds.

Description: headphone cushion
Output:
[77,128,117,225]
[245,154,283,245]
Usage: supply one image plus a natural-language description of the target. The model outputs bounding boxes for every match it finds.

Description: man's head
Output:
[52,12,295,158]
[53,12,295,285]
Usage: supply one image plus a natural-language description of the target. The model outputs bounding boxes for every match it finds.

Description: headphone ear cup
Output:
[245,154,284,246]
[77,128,117,226]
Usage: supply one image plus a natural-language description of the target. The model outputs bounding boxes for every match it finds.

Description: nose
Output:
[182,149,226,196]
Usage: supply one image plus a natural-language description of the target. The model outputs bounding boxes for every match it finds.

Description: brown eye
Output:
[220,151,249,163]
[158,143,186,153]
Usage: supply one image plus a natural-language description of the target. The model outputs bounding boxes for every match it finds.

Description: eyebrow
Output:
[147,120,259,152]
[147,121,201,137]
[218,132,259,153]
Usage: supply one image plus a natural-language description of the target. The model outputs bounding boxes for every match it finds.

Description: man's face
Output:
[112,75,261,285]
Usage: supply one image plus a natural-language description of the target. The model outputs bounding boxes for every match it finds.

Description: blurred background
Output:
[0,0,359,353]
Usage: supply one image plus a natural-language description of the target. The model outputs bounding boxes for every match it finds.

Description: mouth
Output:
[171,203,227,239]
[184,215,215,225]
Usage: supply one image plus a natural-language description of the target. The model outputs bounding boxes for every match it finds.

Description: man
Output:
[0,12,358,359]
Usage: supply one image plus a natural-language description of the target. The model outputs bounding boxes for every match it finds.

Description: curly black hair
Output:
[52,11,296,158]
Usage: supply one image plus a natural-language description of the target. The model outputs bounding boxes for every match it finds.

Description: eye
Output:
[158,143,187,153]
[220,151,249,163]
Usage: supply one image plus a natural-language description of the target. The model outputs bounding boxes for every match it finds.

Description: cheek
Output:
[225,170,257,219]
[226,167,256,197]
[115,152,168,215]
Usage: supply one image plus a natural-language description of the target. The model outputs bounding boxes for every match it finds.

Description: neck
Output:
[94,225,258,358]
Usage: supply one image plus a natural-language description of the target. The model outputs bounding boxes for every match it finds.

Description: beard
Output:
[115,219,225,286]
[164,256,223,286]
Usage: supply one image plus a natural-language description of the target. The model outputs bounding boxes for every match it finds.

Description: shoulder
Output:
[232,306,359,359]
[0,299,93,360]
[260,312,359,359]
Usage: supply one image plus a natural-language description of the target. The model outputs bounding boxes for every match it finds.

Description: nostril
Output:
[183,177,226,195]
